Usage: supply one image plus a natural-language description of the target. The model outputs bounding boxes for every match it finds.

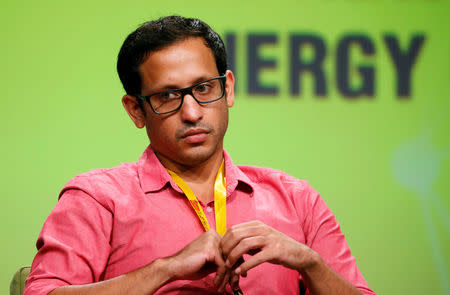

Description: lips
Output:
[180,128,210,144]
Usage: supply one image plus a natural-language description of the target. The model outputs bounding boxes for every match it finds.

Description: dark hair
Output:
[117,15,228,96]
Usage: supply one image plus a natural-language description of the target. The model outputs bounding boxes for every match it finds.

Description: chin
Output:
[178,146,217,166]
[152,139,223,168]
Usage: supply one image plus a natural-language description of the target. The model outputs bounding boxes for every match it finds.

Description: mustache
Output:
[175,122,214,139]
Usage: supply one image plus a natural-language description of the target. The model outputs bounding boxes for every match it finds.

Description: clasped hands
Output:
[165,220,317,293]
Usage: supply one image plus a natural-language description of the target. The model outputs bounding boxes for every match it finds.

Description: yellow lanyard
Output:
[167,161,243,295]
[167,160,227,235]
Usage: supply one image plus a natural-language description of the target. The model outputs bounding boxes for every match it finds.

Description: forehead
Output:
[139,37,218,93]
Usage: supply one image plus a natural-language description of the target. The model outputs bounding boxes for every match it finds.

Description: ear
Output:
[224,70,235,107]
[122,95,146,129]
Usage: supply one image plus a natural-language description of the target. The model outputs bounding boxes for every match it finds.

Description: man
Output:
[24,16,375,295]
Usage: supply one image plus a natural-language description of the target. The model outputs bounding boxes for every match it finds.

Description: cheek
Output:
[145,118,172,145]
[214,107,229,135]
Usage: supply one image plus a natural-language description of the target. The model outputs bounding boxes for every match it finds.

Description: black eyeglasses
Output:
[137,76,226,114]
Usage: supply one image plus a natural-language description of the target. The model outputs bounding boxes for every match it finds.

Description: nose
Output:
[179,94,203,123]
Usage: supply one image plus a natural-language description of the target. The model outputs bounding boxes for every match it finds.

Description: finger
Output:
[222,222,267,243]
[226,220,264,230]
[235,250,273,276]
[225,236,266,267]
[217,268,231,293]
[212,237,227,287]
[230,272,241,290]
[233,257,247,279]
[213,249,227,274]
[221,223,269,256]
[213,266,226,287]
[219,256,243,292]
[235,257,245,268]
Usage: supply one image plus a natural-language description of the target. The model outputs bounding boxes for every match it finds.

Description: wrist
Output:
[297,248,322,275]
[155,256,179,283]
[141,257,175,289]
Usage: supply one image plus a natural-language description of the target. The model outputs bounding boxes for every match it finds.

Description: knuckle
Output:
[219,239,225,248]
[263,225,273,235]
[273,241,284,253]
[228,225,237,234]
[254,220,265,228]
[242,238,251,248]
[229,252,241,264]
[248,220,258,227]
[228,253,236,264]
[227,229,238,240]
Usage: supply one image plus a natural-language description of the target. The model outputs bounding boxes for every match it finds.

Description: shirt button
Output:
[206,206,213,213]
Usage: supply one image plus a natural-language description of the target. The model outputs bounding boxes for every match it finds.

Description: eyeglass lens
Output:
[150,78,224,113]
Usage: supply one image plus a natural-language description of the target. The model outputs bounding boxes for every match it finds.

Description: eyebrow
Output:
[149,75,218,94]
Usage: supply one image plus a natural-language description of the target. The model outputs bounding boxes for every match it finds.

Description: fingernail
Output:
[235,267,241,275]
[225,259,230,267]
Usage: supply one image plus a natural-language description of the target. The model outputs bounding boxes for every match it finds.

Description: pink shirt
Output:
[25,146,375,295]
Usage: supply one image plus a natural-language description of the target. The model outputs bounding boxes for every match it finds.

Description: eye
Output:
[158,91,179,101]
[195,83,212,93]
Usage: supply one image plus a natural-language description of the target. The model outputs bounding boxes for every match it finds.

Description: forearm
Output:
[300,252,363,295]
[49,258,173,295]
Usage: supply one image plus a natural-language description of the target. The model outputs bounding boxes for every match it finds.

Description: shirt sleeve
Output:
[300,182,376,295]
[24,189,113,295]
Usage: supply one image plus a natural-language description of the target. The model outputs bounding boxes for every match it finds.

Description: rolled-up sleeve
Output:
[24,189,113,295]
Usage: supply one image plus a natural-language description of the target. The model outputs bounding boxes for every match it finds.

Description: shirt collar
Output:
[138,145,254,196]
[223,150,255,196]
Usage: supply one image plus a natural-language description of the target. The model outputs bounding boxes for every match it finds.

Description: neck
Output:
[154,148,224,203]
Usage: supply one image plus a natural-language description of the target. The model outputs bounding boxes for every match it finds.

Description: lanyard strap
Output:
[167,160,227,235]
[167,161,243,295]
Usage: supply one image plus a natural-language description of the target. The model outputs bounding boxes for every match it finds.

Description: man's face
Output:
[126,37,235,167]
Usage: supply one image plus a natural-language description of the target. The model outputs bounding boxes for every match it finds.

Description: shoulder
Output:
[238,166,320,206]
[66,162,138,182]
[236,164,315,196]
[59,162,139,207]
[236,165,323,224]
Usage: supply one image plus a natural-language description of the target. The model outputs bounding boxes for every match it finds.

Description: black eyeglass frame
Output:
[137,75,227,115]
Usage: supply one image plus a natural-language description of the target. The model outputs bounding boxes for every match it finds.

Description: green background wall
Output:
[2,0,449,294]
